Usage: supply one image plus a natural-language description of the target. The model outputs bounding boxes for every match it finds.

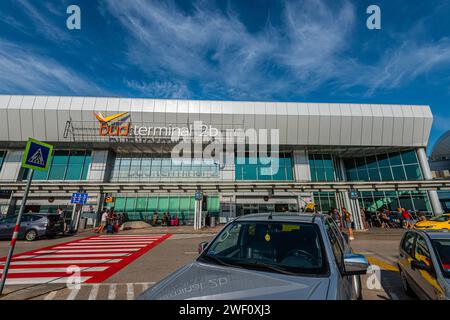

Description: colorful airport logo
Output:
[94,112,130,136]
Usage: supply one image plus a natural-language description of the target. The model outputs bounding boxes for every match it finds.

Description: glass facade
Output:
[235,152,294,181]
[111,153,220,181]
[0,150,5,172]
[23,150,91,181]
[109,194,220,223]
[309,154,336,182]
[344,150,422,181]
[359,191,431,213]
[313,192,337,212]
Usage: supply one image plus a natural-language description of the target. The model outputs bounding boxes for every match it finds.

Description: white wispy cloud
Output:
[341,39,450,96]
[102,0,450,99]
[125,79,191,99]
[0,39,106,95]
[15,0,70,41]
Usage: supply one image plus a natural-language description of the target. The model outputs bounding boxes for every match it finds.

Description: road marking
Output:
[0,259,122,266]
[19,253,131,258]
[67,288,80,300]
[1,267,107,274]
[0,234,171,285]
[108,284,116,300]
[4,276,92,285]
[44,291,58,300]
[366,256,399,272]
[142,283,150,292]
[184,251,198,255]
[61,245,146,248]
[88,284,100,300]
[127,283,134,300]
[36,248,140,253]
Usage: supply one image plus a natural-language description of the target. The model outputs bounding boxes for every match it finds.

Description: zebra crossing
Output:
[35,282,155,300]
[0,234,171,285]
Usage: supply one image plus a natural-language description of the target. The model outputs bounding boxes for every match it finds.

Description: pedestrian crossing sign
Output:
[21,138,53,171]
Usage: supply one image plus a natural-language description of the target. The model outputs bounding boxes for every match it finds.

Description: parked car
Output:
[398,229,450,299]
[414,214,450,230]
[0,213,64,241]
[139,213,369,300]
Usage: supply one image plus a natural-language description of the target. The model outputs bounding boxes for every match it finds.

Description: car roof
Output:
[234,212,327,223]
[416,229,450,240]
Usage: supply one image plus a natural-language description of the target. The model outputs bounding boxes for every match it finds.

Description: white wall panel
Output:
[339,104,352,145]
[381,105,394,146]
[297,103,309,145]
[360,104,373,146]
[328,104,342,146]
[44,96,59,141]
[318,103,331,145]
[0,96,11,141]
[350,104,363,145]
[7,96,23,141]
[0,95,433,147]
[307,104,320,145]
[286,103,299,145]
[391,105,404,146]
[20,96,35,141]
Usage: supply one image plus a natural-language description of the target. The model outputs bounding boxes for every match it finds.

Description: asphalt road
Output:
[0,228,413,300]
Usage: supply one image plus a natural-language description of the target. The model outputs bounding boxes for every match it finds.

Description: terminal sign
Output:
[21,138,53,172]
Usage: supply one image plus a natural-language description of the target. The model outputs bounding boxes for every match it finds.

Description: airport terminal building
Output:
[0,95,447,229]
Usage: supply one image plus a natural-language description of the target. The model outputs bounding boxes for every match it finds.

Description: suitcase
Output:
[106,224,113,234]
[113,223,119,233]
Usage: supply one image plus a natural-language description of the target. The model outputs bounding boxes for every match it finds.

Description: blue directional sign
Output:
[195,190,203,201]
[349,190,360,200]
[21,138,53,172]
[71,193,89,205]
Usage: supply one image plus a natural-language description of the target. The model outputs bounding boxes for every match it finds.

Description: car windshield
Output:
[432,239,450,278]
[199,221,328,276]
[429,215,450,222]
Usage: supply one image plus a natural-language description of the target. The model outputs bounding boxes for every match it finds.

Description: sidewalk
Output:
[84,224,224,236]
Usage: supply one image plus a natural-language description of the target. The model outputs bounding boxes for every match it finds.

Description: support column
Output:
[417,147,444,215]
[339,158,364,230]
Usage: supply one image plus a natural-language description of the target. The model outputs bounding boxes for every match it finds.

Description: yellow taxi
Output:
[414,214,450,230]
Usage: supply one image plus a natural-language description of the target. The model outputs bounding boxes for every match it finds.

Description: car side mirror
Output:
[411,260,432,273]
[343,253,369,276]
[198,241,209,254]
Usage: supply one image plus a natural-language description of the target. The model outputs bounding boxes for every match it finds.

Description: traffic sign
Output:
[21,138,53,171]
[195,190,203,201]
[71,193,89,205]
[349,190,360,200]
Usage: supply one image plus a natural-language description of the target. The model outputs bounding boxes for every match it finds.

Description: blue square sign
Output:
[71,193,88,205]
[21,138,53,171]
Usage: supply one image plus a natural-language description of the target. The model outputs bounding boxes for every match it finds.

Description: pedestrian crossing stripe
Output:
[28,148,45,166]
[0,234,171,285]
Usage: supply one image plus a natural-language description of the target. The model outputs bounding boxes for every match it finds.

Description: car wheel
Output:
[25,229,38,241]
[400,269,415,297]
[352,275,363,300]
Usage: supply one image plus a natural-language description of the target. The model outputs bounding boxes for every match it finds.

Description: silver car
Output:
[398,229,450,299]
[139,213,369,300]
[0,213,64,241]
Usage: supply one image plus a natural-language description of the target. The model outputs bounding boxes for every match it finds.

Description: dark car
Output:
[398,229,450,299]
[0,213,64,241]
[139,213,369,300]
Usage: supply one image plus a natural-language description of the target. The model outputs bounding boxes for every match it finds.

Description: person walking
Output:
[401,208,413,229]
[97,209,108,233]
[342,207,354,240]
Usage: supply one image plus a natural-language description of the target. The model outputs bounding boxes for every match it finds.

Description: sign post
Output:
[0,138,52,295]
[194,190,203,230]
[69,191,88,232]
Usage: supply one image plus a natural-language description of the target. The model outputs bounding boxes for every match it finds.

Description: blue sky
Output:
[0,0,449,150]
